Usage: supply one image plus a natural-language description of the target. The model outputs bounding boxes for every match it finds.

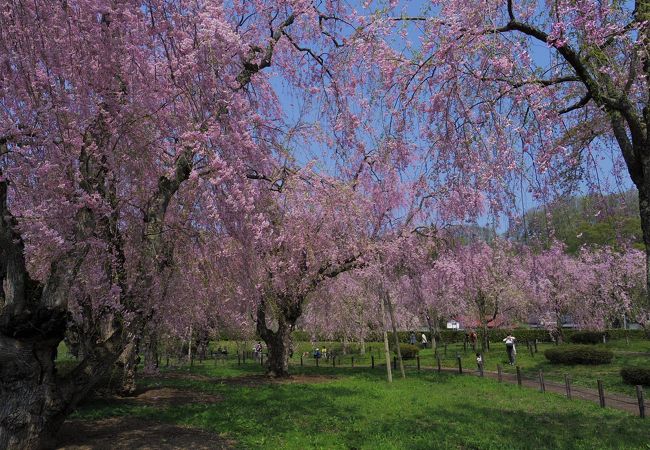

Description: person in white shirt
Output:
[503,334,516,365]
[421,333,428,349]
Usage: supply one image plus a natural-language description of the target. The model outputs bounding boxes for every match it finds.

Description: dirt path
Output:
[433,366,643,415]
[55,373,337,449]
[57,417,232,450]
[55,385,229,450]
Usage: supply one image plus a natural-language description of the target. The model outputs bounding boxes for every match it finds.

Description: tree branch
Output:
[558,92,592,114]
[237,14,295,89]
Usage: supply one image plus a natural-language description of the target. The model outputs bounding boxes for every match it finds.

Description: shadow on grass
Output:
[71,366,650,450]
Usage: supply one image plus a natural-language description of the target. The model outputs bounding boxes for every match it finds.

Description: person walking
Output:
[503,334,516,365]
[421,333,428,349]
[409,332,417,345]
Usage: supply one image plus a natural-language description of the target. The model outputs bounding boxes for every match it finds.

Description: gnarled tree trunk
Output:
[256,299,299,378]
[118,335,140,395]
[0,311,67,450]
[262,324,293,377]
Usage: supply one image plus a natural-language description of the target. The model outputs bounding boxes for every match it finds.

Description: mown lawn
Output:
[71,363,650,450]
[199,338,649,396]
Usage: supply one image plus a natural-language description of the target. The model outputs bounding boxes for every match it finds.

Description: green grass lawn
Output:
[204,338,648,396]
[71,363,650,450]
[57,337,650,396]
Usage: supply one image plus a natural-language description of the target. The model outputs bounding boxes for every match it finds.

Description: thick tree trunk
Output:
[256,299,299,378]
[0,323,67,449]
[1,310,125,449]
[118,336,140,395]
[263,324,293,377]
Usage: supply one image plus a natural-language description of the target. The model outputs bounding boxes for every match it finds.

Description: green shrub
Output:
[391,343,420,359]
[604,329,649,340]
[544,345,613,365]
[568,331,605,345]
[620,367,650,386]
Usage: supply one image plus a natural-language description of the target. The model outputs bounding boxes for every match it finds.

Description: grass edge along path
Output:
[69,367,650,450]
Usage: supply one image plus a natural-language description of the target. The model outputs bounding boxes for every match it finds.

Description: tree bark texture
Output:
[256,299,300,377]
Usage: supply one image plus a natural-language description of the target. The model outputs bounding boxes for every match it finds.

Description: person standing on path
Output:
[421,333,428,349]
[503,334,516,365]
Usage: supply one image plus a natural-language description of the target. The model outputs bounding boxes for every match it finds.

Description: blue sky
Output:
[267,0,636,233]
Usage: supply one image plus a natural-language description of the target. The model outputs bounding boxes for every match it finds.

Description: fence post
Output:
[300,356,303,367]
[332,356,336,368]
[437,355,442,373]
[497,364,502,382]
[237,352,241,366]
[371,355,375,369]
[564,374,572,400]
[457,355,463,374]
[351,357,354,368]
[316,357,319,368]
[597,380,605,408]
[516,366,522,387]
[636,385,645,418]
[417,355,420,371]
[393,356,397,370]
[534,339,538,353]
[529,344,534,358]
[260,353,264,366]
[538,370,545,393]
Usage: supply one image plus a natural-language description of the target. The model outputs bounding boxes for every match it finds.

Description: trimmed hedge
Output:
[568,331,605,345]
[544,345,613,365]
[391,343,420,359]
[620,367,650,386]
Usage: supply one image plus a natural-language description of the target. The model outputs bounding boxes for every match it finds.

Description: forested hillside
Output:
[509,190,642,252]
